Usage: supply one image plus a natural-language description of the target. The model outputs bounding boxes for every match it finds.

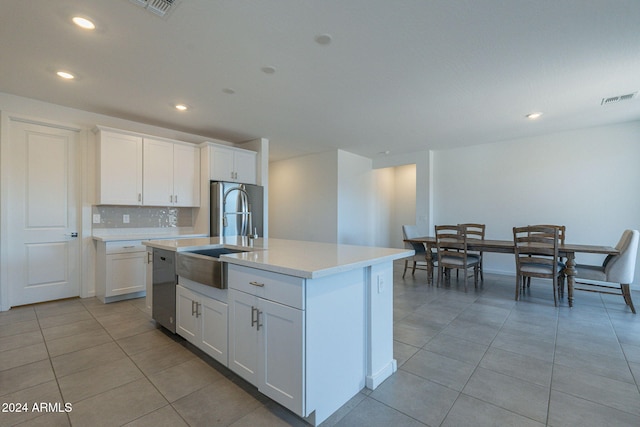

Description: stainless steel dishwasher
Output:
[152,248,177,333]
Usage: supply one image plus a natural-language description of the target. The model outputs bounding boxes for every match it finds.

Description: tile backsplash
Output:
[92,205,193,229]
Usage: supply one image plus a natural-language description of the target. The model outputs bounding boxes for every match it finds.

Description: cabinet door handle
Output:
[256,309,263,331]
[251,306,257,327]
[195,302,201,318]
[191,300,196,316]
[138,193,142,202]
[249,281,264,287]
[174,194,178,204]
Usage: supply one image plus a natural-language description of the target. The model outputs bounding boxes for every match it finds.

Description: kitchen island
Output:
[143,237,412,426]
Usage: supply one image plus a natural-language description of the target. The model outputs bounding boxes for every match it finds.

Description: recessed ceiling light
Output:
[72,16,96,30]
[175,104,188,111]
[526,112,543,120]
[223,88,236,94]
[261,66,276,75]
[315,34,332,45]
[56,71,75,80]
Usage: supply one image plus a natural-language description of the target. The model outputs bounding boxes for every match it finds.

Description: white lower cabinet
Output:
[95,240,147,303]
[228,267,304,416]
[176,284,228,365]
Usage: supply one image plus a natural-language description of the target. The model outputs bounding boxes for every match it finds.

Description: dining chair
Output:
[525,224,566,296]
[435,225,480,292]
[458,223,486,281]
[513,225,563,306]
[402,225,436,282]
[574,229,639,314]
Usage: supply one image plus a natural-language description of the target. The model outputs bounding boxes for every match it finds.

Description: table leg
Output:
[565,252,576,307]
[426,242,435,285]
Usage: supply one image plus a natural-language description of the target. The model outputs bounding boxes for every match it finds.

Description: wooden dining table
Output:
[405,237,619,307]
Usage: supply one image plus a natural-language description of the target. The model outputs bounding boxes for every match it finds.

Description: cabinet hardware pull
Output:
[123,246,134,249]
[195,302,201,318]
[138,193,142,202]
[175,195,178,203]
[192,300,196,316]
[249,281,264,287]
[170,195,173,203]
[256,310,263,331]
[251,306,257,327]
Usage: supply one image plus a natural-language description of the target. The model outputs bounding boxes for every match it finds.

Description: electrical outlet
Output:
[123,214,130,224]
[92,214,101,224]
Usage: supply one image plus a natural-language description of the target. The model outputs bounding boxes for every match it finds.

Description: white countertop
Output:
[143,237,413,279]
[92,229,207,242]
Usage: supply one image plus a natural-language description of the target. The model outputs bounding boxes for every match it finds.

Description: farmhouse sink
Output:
[176,247,247,288]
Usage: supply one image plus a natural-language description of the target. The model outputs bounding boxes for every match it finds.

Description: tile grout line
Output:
[78,299,184,427]
[33,303,74,426]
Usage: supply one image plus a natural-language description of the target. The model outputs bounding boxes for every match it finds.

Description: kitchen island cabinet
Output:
[143,236,412,426]
[228,265,304,414]
[176,280,228,365]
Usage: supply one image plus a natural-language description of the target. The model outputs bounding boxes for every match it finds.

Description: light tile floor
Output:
[1,261,639,426]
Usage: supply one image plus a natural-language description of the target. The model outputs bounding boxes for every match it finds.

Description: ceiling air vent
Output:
[129,0,178,18]
[600,91,637,105]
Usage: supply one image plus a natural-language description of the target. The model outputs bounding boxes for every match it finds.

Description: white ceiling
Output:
[2,0,640,162]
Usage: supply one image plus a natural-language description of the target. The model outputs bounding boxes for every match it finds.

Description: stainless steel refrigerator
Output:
[210,181,264,237]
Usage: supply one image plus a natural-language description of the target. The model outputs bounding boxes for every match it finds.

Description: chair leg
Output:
[515,275,520,301]
[474,266,479,289]
[412,261,417,276]
[621,284,636,314]
[462,268,468,292]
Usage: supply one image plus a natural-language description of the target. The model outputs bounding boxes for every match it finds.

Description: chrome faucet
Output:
[222,185,252,237]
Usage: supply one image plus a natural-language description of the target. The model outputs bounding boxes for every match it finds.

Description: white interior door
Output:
[8,118,81,307]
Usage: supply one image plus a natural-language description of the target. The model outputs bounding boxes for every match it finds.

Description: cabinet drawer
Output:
[106,240,145,254]
[228,264,304,310]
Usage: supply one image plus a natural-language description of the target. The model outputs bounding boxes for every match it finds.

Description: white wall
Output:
[391,164,417,248]
[337,150,375,245]
[433,121,640,283]
[269,150,338,242]
[372,168,394,247]
[374,151,432,235]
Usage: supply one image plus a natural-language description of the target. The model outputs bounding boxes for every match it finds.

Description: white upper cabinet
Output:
[173,143,200,206]
[143,138,174,206]
[144,138,200,207]
[95,127,199,206]
[96,129,143,205]
[210,144,257,184]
